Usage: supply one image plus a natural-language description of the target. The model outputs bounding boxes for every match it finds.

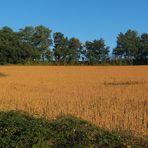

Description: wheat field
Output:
[0,66,147,137]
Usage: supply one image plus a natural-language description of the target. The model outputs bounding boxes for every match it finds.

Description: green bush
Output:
[0,111,147,148]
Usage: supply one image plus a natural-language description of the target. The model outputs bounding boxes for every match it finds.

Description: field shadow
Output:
[104,80,147,86]
[0,72,7,77]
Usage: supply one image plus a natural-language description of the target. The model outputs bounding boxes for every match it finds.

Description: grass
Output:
[0,111,147,148]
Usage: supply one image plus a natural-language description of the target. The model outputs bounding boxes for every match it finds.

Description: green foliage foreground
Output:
[0,111,147,148]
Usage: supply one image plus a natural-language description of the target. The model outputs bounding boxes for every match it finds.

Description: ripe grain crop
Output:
[0,66,147,137]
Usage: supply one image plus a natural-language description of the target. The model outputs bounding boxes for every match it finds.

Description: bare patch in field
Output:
[0,73,7,77]
[104,80,146,86]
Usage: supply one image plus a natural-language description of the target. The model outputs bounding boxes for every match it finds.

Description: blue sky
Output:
[0,0,148,50]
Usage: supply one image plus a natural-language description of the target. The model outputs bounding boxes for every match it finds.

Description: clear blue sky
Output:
[0,0,148,50]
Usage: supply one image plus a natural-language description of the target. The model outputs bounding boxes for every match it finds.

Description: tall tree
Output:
[53,32,69,63]
[85,39,109,64]
[19,25,52,61]
[67,37,81,64]
[0,26,40,64]
[139,33,148,59]
[53,33,82,64]
[33,25,52,61]
[0,26,21,64]
[18,26,35,45]
[113,29,139,64]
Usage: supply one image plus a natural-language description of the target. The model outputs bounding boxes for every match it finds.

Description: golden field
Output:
[0,66,147,136]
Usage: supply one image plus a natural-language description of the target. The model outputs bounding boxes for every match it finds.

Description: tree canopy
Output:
[113,30,148,65]
[0,26,147,65]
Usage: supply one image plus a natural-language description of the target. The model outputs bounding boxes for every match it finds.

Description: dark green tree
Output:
[19,25,52,61]
[113,30,139,64]
[33,25,52,61]
[85,39,109,64]
[139,33,148,59]
[67,37,82,64]
[18,26,35,45]
[45,50,53,62]
[0,26,21,64]
[53,33,82,64]
[0,26,40,64]
[53,32,69,63]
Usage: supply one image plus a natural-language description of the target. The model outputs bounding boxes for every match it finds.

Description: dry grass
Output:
[0,66,147,137]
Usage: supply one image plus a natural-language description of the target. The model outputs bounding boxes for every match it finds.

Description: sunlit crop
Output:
[0,66,147,137]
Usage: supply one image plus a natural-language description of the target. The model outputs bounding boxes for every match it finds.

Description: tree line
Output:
[0,25,147,65]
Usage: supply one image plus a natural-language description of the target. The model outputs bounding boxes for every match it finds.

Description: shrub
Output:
[0,111,146,148]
